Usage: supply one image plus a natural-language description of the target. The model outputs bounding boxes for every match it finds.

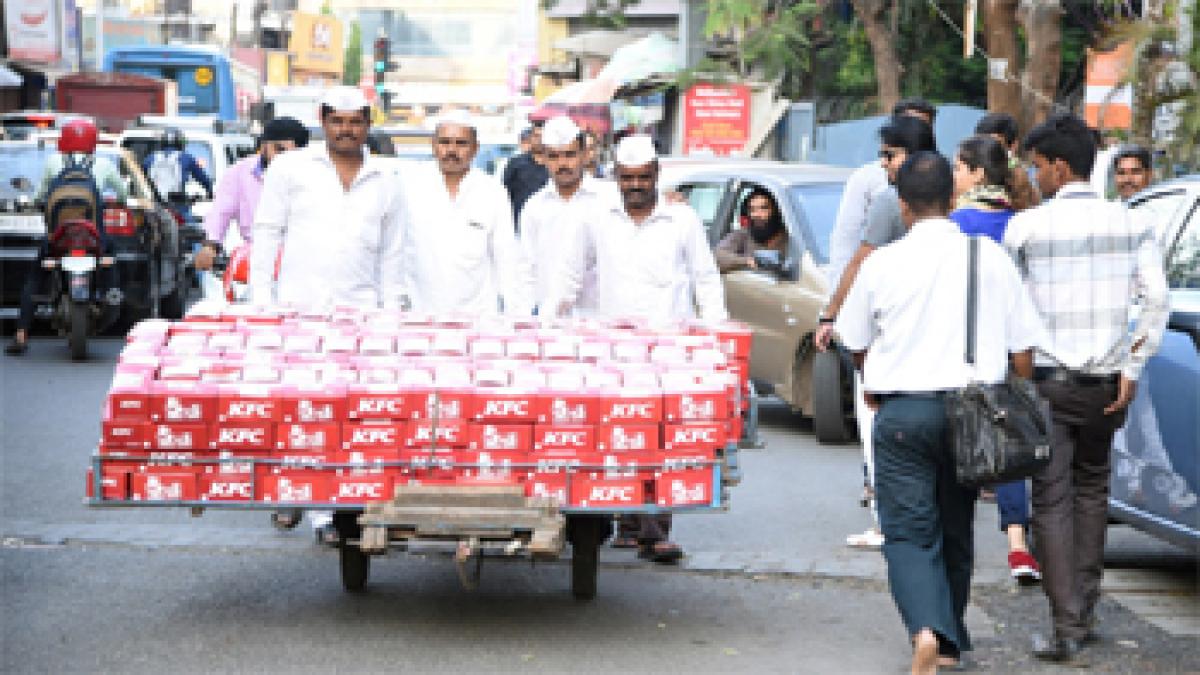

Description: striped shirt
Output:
[1002,182,1168,380]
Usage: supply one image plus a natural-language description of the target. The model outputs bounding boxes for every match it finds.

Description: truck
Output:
[54,73,178,133]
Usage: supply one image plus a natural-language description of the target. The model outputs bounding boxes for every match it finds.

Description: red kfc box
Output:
[131,472,198,502]
[259,472,331,503]
[600,391,663,424]
[533,424,595,453]
[279,385,347,423]
[212,421,275,452]
[404,419,469,449]
[597,424,660,452]
[204,450,273,476]
[101,417,149,449]
[585,450,659,478]
[216,384,282,422]
[107,372,154,421]
[468,423,533,452]
[456,450,527,478]
[525,471,569,504]
[663,388,729,422]
[405,387,472,421]
[277,423,342,453]
[663,421,729,450]
[337,448,402,472]
[275,450,339,471]
[329,473,393,504]
[471,388,539,423]
[655,468,716,507]
[569,475,646,508]
[342,421,405,452]
[149,381,218,422]
[692,321,753,362]
[199,474,256,502]
[142,449,212,466]
[536,392,602,425]
[85,467,130,500]
[347,384,409,420]
[150,423,210,450]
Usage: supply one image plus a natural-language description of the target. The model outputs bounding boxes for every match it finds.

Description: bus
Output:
[103,45,237,121]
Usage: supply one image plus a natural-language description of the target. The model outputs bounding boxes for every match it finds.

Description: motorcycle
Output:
[40,219,120,360]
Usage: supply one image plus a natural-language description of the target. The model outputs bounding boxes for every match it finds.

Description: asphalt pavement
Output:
[2,337,1197,673]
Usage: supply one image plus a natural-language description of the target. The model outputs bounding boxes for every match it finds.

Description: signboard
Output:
[1084,41,1134,130]
[7,0,61,63]
[683,84,751,156]
[289,13,343,76]
[266,51,291,86]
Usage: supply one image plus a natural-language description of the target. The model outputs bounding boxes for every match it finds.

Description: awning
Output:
[0,64,24,88]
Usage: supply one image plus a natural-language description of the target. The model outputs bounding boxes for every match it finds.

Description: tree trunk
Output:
[852,0,902,113]
[1017,0,1064,129]
[983,0,1023,126]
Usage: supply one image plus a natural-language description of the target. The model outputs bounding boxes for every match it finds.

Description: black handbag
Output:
[944,236,1054,488]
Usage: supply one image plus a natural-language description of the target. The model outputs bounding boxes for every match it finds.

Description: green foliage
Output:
[696,0,819,93]
[343,22,362,86]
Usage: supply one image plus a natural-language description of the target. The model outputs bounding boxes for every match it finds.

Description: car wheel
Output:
[812,349,854,444]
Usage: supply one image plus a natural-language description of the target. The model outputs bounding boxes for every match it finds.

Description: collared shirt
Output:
[203,154,262,244]
[1003,182,1169,380]
[828,161,888,285]
[518,176,617,312]
[862,188,904,248]
[501,152,549,224]
[401,165,533,316]
[837,217,1045,393]
[552,199,728,321]
[250,145,408,309]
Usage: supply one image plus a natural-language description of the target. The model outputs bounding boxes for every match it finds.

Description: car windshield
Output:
[787,183,845,263]
[0,144,53,199]
[1165,203,1198,289]
[1131,189,1190,247]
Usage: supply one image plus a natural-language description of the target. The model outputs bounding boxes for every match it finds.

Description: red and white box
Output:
[259,472,331,503]
[471,388,539,423]
[533,424,595,453]
[279,385,347,423]
[663,387,729,422]
[655,468,716,507]
[468,423,533,452]
[525,471,569,504]
[663,421,729,450]
[149,381,217,422]
[536,392,602,425]
[569,475,645,508]
[86,467,130,500]
[217,384,282,422]
[212,421,275,452]
[131,472,199,501]
[102,417,149,449]
[329,473,393,503]
[586,450,658,478]
[404,419,469,449]
[406,387,472,421]
[205,450,272,476]
[347,384,408,420]
[600,391,663,424]
[199,474,256,502]
[277,422,341,453]
[456,450,526,478]
[343,421,405,452]
[597,424,659,452]
[338,448,401,473]
[107,372,154,421]
[275,450,339,470]
[658,447,718,471]
[151,423,210,450]
[143,449,210,465]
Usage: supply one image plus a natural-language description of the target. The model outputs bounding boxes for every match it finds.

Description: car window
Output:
[678,182,726,233]
[787,183,845,264]
[1131,189,1189,248]
[1166,200,1199,289]
[186,141,216,177]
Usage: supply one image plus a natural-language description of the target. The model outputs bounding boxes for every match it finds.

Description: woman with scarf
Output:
[951,134,1042,585]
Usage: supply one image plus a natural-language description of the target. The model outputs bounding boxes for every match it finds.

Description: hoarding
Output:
[7,0,61,63]
[289,13,343,76]
[683,84,751,156]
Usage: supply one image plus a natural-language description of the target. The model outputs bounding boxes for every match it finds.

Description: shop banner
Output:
[289,13,343,76]
[1084,41,1134,130]
[683,84,751,156]
[7,0,62,63]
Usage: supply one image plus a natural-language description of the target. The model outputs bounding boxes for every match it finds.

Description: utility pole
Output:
[96,0,105,71]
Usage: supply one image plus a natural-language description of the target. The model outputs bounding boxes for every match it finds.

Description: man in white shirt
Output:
[250,87,408,309]
[400,111,532,315]
[518,115,615,314]
[1005,114,1169,663]
[837,152,1044,674]
[552,135,727,563]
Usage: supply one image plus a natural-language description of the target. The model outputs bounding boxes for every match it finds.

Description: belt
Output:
[1033,366,1119,387]
[873,391,950,403]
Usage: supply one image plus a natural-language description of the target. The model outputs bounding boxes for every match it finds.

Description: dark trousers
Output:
[874,395,977,656]
[995,479,1030,532]
[618,514,671,542]
[1031,378,1125,641]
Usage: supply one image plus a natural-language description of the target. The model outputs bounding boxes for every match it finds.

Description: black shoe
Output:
[5,340,27,356]
[1031,633,1085,664]
[1080,628,1105,646]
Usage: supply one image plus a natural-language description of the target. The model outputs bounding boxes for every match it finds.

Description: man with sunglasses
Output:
[195,116,310,271]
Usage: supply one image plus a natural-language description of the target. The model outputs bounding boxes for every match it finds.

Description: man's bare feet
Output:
[912,628,939,675]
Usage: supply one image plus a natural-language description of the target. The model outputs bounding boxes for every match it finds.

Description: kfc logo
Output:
[670,427,718,446]
[278,453,327,467]
[337,482,383,500]
[542,431,588,448]
[588,485,636,503]
[350,427,397,445]
[479,399,529,418]
[412,425,461,445]
[534,457,582,472]
[224,401,274,419]
[206,480,253,499]
[610,403,654,419]
[218,427,264,446]
[355,398,404,416]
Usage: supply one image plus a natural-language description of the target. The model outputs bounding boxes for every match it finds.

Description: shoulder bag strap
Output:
[965,235,979,366]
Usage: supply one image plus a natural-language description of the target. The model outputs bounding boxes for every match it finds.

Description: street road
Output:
[2,338,1196,673]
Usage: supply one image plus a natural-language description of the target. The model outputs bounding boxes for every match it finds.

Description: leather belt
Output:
[1033,367,1119,387]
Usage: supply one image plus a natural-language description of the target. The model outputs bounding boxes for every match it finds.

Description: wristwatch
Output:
[818,315,836,325]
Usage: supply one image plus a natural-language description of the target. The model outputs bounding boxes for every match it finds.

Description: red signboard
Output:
[683,84,751,156]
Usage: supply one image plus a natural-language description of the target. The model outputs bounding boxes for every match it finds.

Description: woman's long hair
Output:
[957,135,1037,211]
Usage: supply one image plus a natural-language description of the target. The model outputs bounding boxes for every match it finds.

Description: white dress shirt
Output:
[1003,182,1168,380]
[518,176,618,313]
[837,217,1046,393]
[827,161,888,285]
[400,165,533,316]
[250,146,407,309]
[552,198,728,321]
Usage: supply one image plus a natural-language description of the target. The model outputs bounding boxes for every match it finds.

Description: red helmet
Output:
[58,118,98,154]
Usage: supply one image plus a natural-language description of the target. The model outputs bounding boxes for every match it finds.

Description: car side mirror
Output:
[10,177,32,192]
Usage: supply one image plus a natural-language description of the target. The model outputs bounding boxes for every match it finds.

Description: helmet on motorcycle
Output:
[58,119,99,154]
[160,127,186,151]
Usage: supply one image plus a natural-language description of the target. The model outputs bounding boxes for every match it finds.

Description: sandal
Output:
[640,541,684,564]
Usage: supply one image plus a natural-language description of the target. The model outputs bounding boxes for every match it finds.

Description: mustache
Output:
[334,134,356,141]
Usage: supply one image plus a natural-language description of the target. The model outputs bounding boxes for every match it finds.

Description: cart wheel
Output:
[568,516,606,601]
[340,544,370,592]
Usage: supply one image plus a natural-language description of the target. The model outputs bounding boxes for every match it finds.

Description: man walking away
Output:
[502,118,549,226]
[837,152,1045,674]
[1004,113,1169,664]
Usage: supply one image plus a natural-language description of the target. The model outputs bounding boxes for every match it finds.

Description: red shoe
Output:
[1009,550,1041,584]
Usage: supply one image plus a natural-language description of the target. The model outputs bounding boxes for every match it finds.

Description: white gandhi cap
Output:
[436,108,478,131]
[541,115,582,149]
[320,86,370,113]
[614,134,657,167]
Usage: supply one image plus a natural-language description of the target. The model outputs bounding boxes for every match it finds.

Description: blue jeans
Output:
[995,479,1029,532]
[874,394,977,657]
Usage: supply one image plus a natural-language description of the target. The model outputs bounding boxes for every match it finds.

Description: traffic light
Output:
[373,36,389,94]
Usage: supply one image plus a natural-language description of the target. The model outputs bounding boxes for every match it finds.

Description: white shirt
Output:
[250,146,407,309]
[552,198,728,321]
[837,217,1045,393]
[518,176,618,313]
[1003,182,1168,380]
[827,161,888,286]
[401,165,533,316]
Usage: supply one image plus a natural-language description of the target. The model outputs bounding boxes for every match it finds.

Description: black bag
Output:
[944,236,1053,487]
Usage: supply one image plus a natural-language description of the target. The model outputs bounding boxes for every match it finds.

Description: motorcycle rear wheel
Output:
[68,302,88,361]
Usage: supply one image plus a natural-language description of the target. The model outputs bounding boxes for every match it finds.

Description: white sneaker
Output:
[845,528,884,549]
